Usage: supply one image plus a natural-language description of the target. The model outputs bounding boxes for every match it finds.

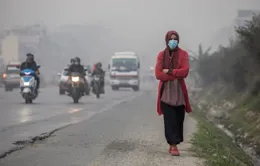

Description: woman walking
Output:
[155,30,192,156]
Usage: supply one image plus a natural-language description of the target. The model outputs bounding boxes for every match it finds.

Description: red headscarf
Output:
[165,30,180,48]
[163,30,180,69]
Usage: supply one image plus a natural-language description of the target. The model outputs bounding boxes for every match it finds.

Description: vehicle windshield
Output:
[71,72,80,76]
[6,66,20,74]
[112,58,137,71]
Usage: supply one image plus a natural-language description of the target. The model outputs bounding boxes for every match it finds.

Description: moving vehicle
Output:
[58,68,70,95]
[108,52,140,91]
[92,75,102,98]
[20,67,40,104]
[69,72,83,103]
[0,57,4,87]
[58,67,91,95]
[3,62,21,91]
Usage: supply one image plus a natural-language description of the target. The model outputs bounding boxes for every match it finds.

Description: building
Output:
[1,35,19,65]
[0,24,47,62]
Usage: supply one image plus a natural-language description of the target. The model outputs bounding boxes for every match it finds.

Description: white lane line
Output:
[96,92,143,114]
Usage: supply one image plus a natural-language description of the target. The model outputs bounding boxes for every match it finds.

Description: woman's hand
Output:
[163,69,169,73]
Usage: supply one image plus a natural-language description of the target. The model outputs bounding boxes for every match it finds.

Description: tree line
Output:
[194,14,260,96]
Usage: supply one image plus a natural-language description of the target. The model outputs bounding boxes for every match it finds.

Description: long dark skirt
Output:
[161,102,185,145]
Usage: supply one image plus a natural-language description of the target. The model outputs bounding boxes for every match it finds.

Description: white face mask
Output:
[168,39,178,50]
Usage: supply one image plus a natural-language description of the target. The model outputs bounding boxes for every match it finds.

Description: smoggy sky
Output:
[1,0,260,52]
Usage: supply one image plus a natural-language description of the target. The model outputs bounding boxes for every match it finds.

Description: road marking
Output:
[96,92,143,114]
[68,108,82,114]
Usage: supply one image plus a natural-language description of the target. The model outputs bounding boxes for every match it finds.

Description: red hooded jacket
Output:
[155,30,192,115]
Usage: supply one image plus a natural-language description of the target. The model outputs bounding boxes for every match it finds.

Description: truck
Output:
[108,52,140,91]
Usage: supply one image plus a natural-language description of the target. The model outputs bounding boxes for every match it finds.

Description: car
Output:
[57,67,91,95]
[0,57,4,87]
[3,62,21,91]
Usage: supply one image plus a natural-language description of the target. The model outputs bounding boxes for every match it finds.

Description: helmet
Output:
[70,58,75,64]
[26,53,34,62]
[96,62,102,68]
[74,57,81,65]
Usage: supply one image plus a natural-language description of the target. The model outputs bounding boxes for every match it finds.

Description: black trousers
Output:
[161,102,185,145]
[34,75,40,90]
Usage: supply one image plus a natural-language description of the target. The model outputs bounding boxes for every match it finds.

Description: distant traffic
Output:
[1,51,141,104]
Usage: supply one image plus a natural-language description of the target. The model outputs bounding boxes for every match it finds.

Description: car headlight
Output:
[72,76,80,82]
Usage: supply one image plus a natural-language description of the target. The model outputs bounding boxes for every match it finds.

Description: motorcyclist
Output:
[20,53,40,92]
[92,63,96,73]
[68,58,75,68]
[68,57,87,95]
[84,65,90,73]
[91,62,105,94]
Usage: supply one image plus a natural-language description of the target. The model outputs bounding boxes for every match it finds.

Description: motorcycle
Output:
[20,68,39,104]
[69,72,83,103]
[92,75,101,98]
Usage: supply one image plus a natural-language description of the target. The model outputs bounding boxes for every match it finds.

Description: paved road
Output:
[0,85,143,159]
[0,84,203,166]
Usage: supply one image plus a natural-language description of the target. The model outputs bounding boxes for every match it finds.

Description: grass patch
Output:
[190,111,253,166]
[227,100,260,152]
[246,96,260,113]
[191,84,260,164]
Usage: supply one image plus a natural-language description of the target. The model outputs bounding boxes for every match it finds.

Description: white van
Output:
[108,52,140,91]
